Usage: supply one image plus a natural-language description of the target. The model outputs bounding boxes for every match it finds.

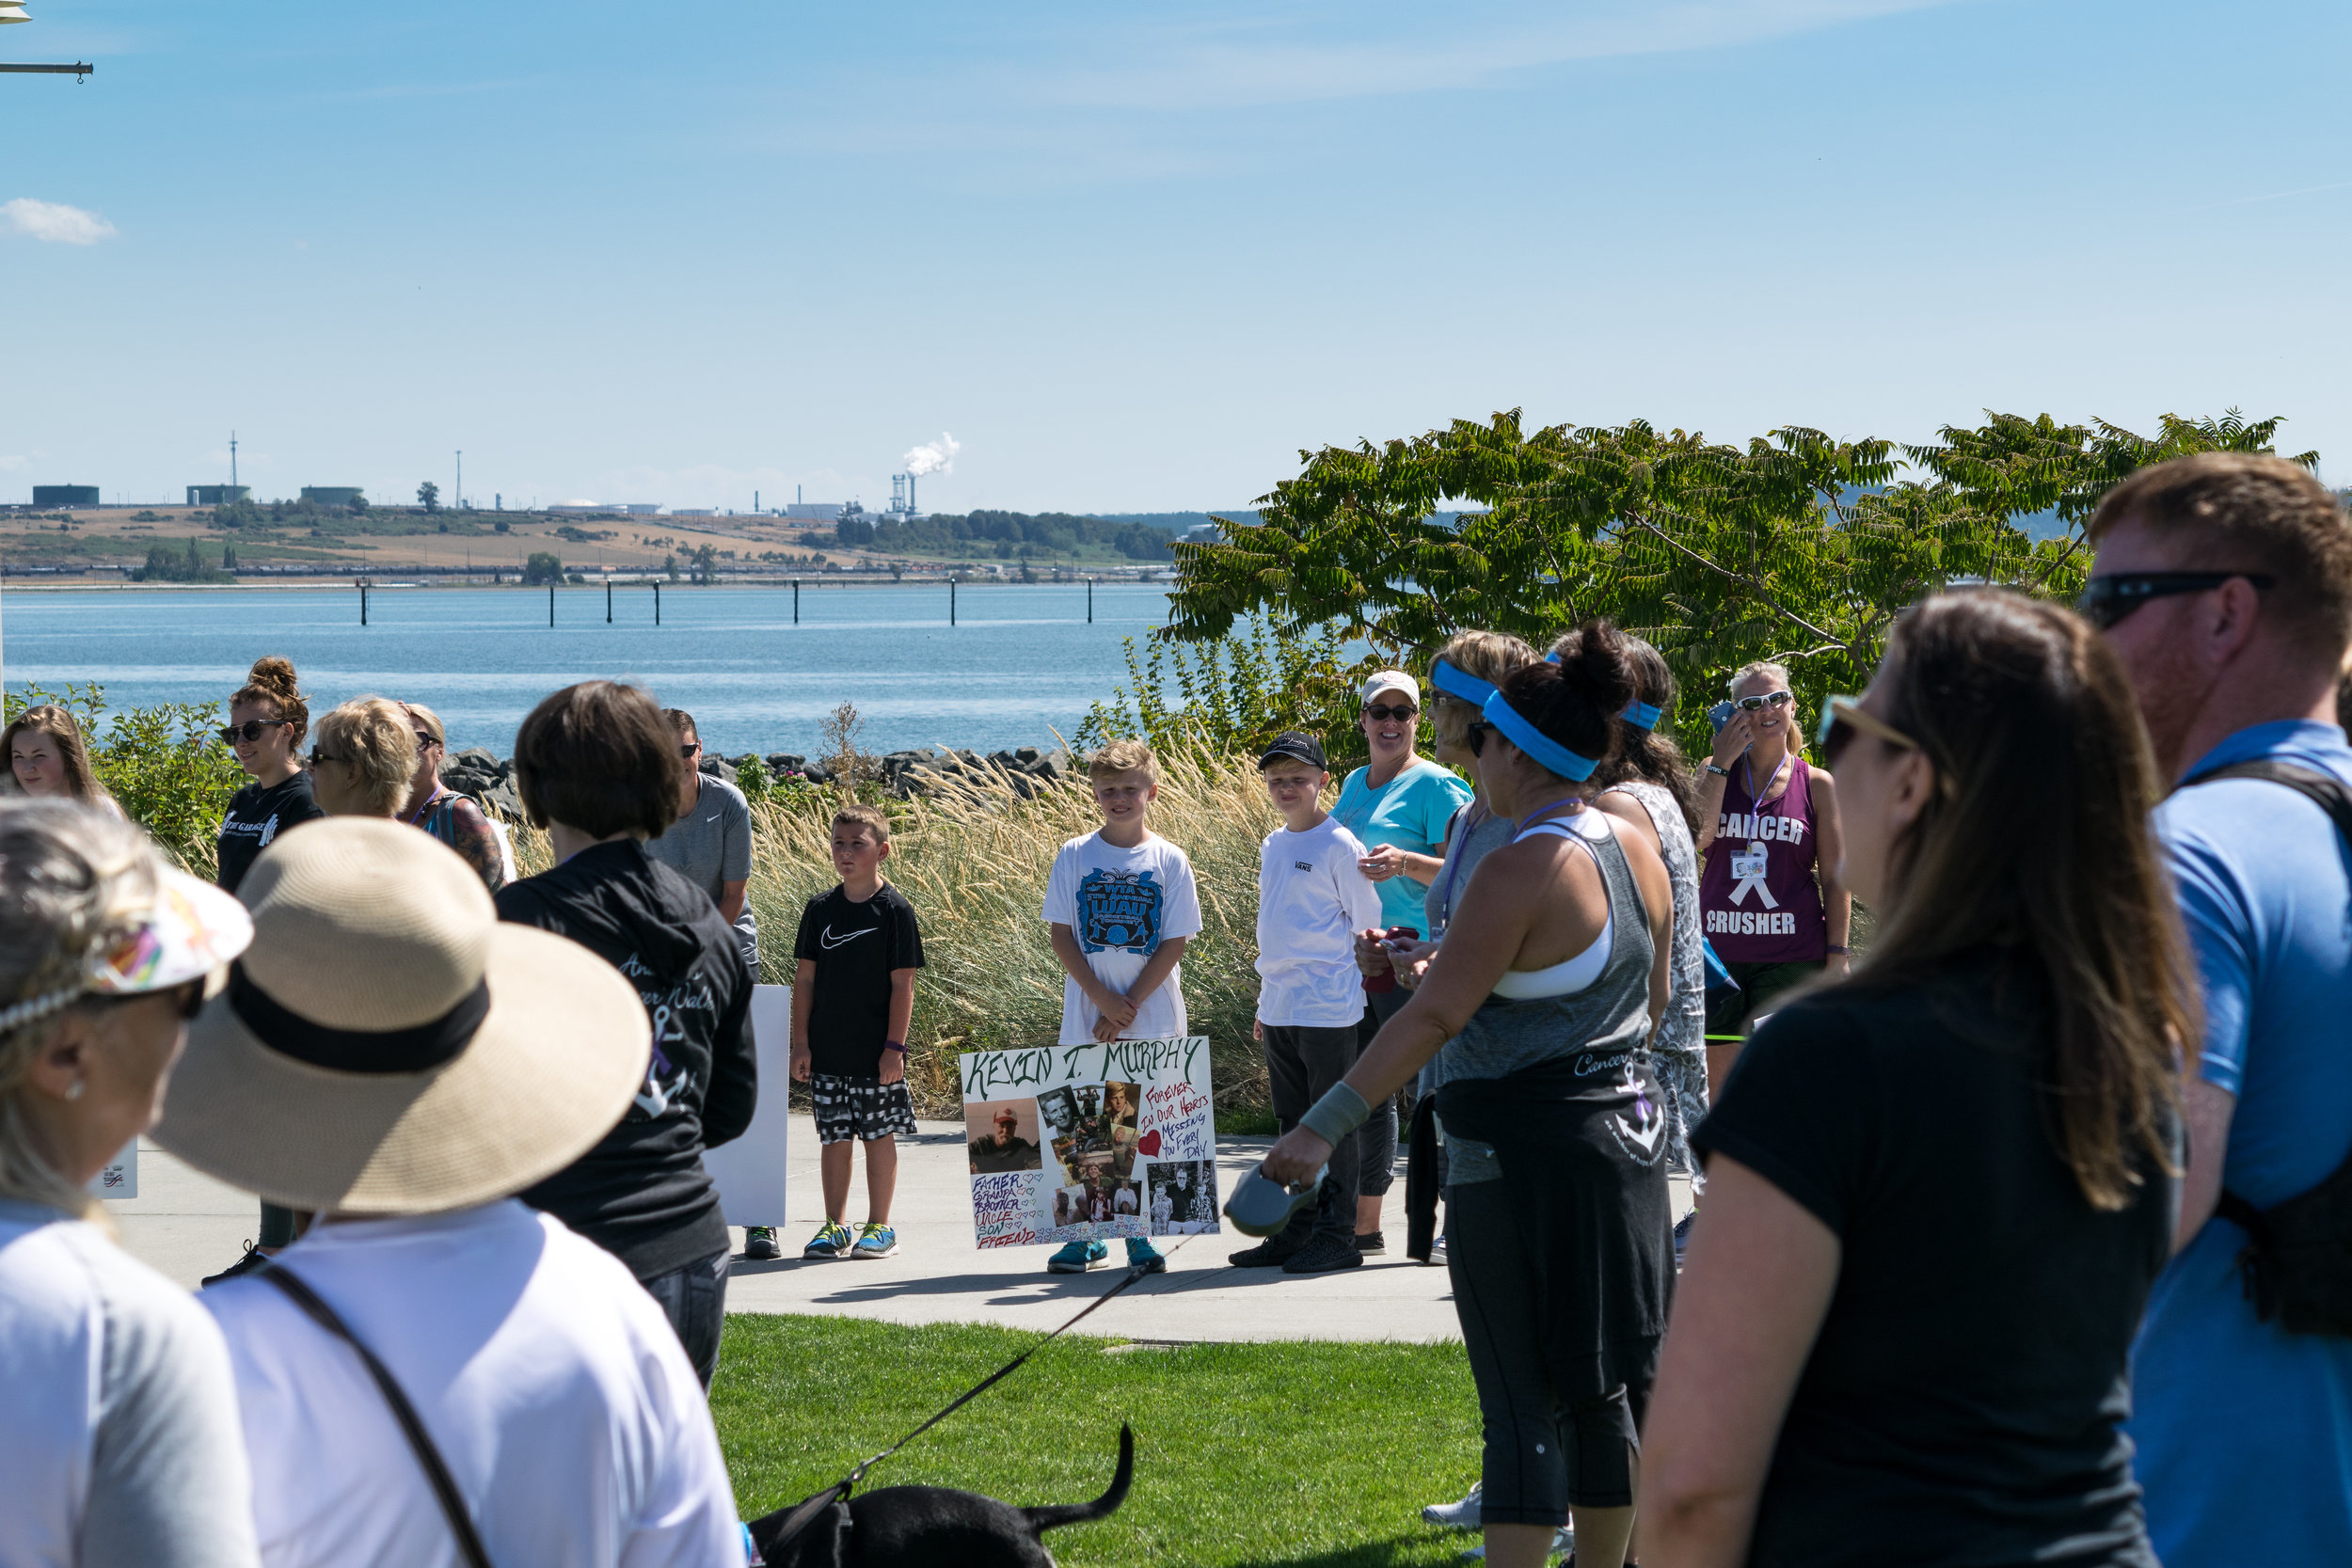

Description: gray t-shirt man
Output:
[647,770,759,970]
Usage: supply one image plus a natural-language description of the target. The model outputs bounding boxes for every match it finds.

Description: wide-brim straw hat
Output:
[154,816,648,1215]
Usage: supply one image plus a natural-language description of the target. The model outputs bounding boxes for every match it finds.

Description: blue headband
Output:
[1431,647,1565,707]
[1480,690,1597,782]
[1621,699,1661,730]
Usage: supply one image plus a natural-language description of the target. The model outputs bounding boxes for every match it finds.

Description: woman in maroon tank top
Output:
[1694,661,1851,1081]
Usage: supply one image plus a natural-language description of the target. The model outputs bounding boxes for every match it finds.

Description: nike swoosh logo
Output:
[818,926,875,950]
[706,815,722,823]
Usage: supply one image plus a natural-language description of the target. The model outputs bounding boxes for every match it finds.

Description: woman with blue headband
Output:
[1266,621,1677,1568]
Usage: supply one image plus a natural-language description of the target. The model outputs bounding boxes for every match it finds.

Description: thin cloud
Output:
[1047,0,1963,111]
[2,198,118,245]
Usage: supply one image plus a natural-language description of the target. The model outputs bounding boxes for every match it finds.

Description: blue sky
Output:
[5,1,2348,514]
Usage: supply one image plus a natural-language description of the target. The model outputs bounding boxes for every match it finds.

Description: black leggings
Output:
[1449,1179,1644,1517]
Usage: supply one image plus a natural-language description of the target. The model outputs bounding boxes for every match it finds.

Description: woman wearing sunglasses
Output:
[0,800,262,1568]
[207,657,329,1287]
[1640,590,2185,1568]
[1694,663,1851,1081]
[397,703,506,892]
[307,699,418,821]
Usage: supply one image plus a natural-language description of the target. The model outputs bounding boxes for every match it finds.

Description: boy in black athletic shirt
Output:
[791,804,924,1260]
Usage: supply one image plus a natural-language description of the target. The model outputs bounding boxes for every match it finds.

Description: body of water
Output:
[1,583,1176,758]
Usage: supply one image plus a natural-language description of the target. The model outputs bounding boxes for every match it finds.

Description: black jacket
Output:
[496,838,756,1280]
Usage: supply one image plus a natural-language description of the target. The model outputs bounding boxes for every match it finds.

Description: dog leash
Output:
[761,1235,1199,1555]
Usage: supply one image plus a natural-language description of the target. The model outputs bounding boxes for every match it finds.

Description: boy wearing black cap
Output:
[1235,730,1386,1274]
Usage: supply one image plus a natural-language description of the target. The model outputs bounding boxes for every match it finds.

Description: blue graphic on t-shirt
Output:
[1077,868,1163,956]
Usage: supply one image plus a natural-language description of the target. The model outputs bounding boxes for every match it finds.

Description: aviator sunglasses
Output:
[1815,695,1919,768]
[2076,571,2275,632]
[218,719,294,745]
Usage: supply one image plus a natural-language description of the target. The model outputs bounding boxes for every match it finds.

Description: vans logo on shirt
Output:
[1294,860,1314,873]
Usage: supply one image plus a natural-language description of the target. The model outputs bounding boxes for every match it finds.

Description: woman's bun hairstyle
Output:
[1495,620,1634,778]
[231,656,310,742]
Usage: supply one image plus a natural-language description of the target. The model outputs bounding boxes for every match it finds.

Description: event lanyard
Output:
[403,786,451,829]
[1430,802,1488,932]
[1514,795,1585,838]
[1743,748,1790,807]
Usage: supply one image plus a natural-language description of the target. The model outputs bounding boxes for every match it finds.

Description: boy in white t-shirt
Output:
[1041,737,1202,1275]
[1234,730,1386,1275]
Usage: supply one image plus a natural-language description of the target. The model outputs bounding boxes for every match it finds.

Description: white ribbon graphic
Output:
[1727,841,1779,909]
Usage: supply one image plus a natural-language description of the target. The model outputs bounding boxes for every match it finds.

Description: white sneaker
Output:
[1423,1233,1451,1267]
[1423,1481,1481,1528]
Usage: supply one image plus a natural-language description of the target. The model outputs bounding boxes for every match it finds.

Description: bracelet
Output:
[882,1040,908,1054]
[1825,945,1849,956]
[1298,1082,1373,1148]
[1704,763,1731,777]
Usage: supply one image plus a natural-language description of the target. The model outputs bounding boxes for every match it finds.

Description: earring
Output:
[65,1079,86,1101]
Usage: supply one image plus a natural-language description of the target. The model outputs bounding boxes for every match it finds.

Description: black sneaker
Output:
[1673,1212,1695,1270]
[1228,1236,1304,1268]
[201,1242,271,1289]
[742,1227,781,1261]
[1357,1230,1386,1255]
[1280,1232,1365,1275]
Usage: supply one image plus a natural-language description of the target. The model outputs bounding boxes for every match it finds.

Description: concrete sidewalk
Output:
[112,1117,1691,1344]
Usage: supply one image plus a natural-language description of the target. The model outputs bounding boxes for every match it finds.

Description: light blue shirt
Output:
[2128,719,2352,1565]
[1332,758,1472,933]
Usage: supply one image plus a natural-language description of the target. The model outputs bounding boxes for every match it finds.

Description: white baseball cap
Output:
[1361,670,1420,705]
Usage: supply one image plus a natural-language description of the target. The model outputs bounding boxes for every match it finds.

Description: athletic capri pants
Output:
[1448,1178,1647,1516]
[1355,989,1407,1197]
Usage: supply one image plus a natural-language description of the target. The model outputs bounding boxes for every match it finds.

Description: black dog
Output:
[752,1424,1135,1567]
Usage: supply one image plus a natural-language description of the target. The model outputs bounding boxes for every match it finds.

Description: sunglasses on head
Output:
[2075,571,2276,632]
[218,719,293,744]
[1363,703,1419,722]
[1815,695,1919,768]
[1734,690,1794,713]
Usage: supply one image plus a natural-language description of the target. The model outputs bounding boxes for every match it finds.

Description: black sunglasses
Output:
[413,732,439,750]
[218,719,293,744]
[1464,721,1492,757]
[96,978,206,1022]
[308,749,347,768]
[680,741,701,757]
[2077,571,2276,631]
[1363,703,1419,722]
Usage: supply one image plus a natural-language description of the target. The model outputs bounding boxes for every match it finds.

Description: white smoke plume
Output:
[902,432,960,477]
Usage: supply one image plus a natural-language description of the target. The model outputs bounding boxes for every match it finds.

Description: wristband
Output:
[1298,1082,1373,1148]
[1824,945,1850,956]
[1704,763,1730,777]
[882,1040,907,1053]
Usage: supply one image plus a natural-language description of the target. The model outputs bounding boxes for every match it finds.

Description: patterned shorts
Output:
[809,1073,918,1145]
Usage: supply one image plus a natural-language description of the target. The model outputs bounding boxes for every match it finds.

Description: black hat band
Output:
[229,961,490,1074]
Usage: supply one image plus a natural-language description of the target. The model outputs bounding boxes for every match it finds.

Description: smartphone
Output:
[1708,700,1736,732]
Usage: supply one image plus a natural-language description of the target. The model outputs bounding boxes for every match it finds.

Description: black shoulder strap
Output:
[2180,759,2352,849]
[263,1268,496,1568]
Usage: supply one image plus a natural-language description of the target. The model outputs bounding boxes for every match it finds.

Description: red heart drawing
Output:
[1136,1129,1163,1157]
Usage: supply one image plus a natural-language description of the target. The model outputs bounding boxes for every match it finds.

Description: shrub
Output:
[1075,618,1372,768]
[4,683,247,876]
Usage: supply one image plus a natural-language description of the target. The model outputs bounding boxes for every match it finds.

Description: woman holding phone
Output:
[1694,662,1849,1085]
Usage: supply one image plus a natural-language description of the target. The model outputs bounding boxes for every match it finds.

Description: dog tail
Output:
[1024,1423,1135,1534]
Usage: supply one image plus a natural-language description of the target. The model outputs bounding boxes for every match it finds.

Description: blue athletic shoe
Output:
[1048,1240,1109,1273]
[852,1222,898,1259]
[803,1221,854,1260]
[1125,1236,1167,1275]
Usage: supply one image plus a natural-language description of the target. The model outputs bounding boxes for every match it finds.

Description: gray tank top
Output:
[1435,808,1656,1182]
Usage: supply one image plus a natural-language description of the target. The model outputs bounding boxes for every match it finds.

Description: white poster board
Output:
[961,1036,1219,1250]
[90,1139,136,1199]
[703,984,791,1227]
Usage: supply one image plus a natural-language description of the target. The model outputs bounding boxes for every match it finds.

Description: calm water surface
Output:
[2,584,1175,757]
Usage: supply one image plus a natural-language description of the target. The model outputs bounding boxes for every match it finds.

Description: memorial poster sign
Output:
[960,1036,1219,1249]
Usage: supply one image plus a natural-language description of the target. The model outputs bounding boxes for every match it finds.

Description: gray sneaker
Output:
[1423,1481,1481,1528]
[1453,1526,1570,1561]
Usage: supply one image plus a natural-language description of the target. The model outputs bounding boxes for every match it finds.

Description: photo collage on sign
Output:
[961,1037,1220,1248]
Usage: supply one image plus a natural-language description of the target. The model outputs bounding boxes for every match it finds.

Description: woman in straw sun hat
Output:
[0,800,261,1568]
[154,816,745,1567]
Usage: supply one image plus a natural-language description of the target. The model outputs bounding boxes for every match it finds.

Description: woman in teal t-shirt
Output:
[1330,668,1474,1247]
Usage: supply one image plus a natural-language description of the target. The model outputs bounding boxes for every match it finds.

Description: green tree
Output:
[664,552,680,580]
[1075,618,1364,765]
[1166,407,2315,748]
[521,550,563,585]
[418,481,440,513]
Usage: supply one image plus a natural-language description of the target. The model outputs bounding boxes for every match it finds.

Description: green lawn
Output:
[713,1315,1483,1567]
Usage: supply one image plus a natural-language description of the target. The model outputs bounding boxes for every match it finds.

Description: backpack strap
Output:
[2180,758,2352,848]
[262,1268,496,1568]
